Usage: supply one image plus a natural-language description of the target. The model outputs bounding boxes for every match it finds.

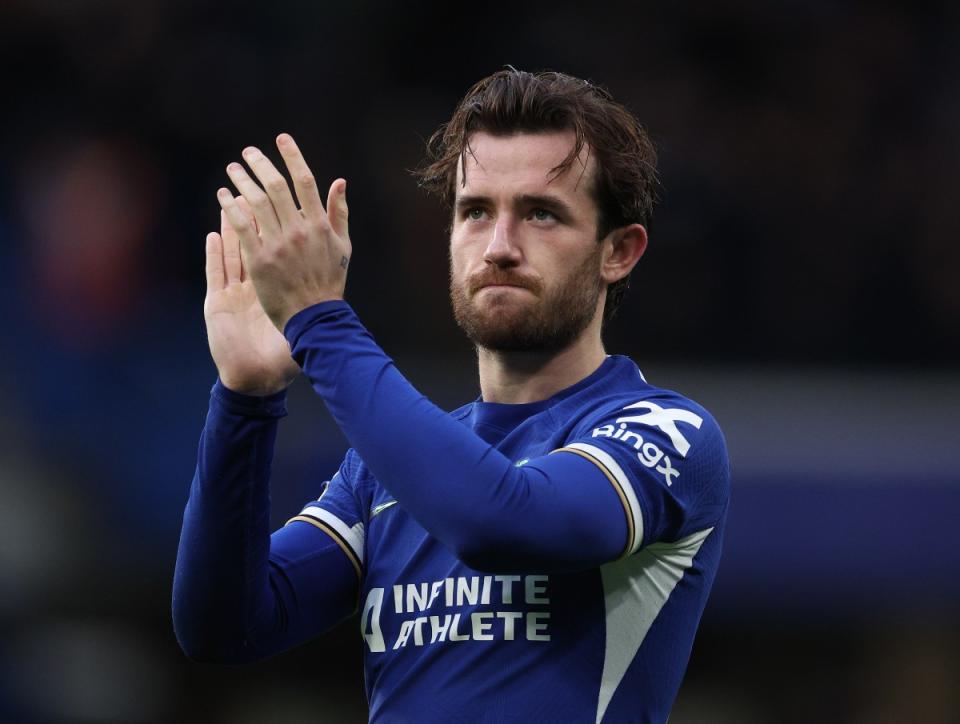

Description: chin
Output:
[450,281,595,352]
[461,311,584,353]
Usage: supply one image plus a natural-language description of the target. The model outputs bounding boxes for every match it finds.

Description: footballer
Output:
[173,68,730,723]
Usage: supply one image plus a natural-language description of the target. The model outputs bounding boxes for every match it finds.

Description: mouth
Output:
[475,283,533,295]
[466,273,539,297]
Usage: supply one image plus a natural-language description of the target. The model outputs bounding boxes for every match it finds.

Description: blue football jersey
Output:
[287,354,729,724]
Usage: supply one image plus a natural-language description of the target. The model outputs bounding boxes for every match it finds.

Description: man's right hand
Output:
[204,200,301,396]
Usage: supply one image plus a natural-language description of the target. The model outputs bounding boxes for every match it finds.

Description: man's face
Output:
[449,131,605,352]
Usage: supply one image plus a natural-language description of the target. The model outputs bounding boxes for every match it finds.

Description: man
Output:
[173,69,730,724]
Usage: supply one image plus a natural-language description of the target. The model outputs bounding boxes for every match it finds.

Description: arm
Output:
[217,135,726,573]
[172,382,358,663]
[172,199,357,663]
[284,302,726,573]
[287,302,627,571]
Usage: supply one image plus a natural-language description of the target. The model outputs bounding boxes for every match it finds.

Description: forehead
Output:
[455,131,596,202]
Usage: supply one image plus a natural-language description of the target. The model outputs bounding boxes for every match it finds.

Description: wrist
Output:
[217,375,292,398]
[274,294,344,333]
[211,378,289,418]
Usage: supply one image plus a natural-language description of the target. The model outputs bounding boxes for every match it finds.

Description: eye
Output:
[531,208,556,222]
[468,208,485,220]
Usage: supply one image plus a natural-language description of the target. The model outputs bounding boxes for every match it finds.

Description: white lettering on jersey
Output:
[495,575,521,604]
[391,611,548,648]
[525,575,550,604]
[449,613,470,641]
[590,401,703,487]
[429,614,452,643]
[472,612,495,640]
[390,576,497,611]
[367,575,553,652]
[526,611,551,641]
[497,611,523,640]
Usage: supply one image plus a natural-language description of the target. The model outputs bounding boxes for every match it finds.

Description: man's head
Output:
[416,68,658,350]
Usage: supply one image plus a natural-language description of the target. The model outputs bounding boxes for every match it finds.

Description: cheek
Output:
[449,234,478,275]
[448,242,469,284]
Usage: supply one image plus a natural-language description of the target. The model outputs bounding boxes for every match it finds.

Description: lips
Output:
[469,276,538,294]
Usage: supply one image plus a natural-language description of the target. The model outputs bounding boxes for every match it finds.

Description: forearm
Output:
[285,302,625,571]
[172,381,289,663]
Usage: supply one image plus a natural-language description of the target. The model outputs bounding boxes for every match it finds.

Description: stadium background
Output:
[1,1,957,721]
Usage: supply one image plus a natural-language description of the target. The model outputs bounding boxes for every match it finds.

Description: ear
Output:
[601,223,648,285]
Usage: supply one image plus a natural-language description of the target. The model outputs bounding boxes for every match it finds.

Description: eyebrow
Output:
[454,193,576,218]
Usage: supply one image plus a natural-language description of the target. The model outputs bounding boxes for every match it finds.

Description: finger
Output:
[220,210,242,284]
[234,197,258,282]
[235,195,259,233]
[326,178,349,240]
[275,133,327,220]
[205,231,225,292]
[225,161,283,242]
[241,146,302,230]
[217,187,262,263]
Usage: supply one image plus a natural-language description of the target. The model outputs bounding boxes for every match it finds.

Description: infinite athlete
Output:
[173,69,730,724]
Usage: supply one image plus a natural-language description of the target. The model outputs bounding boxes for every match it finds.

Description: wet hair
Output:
[414,67,659,321]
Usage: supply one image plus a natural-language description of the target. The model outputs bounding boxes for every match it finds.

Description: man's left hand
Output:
[217,133,351,332]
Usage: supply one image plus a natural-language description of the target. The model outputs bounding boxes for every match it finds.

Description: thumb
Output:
[326,178,349,240]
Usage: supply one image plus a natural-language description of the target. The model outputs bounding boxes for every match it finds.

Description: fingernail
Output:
[277,133,292,145]
[242,147,260,159]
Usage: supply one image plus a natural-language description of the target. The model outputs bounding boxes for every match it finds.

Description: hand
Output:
[204,199,301,396]
[216,133,351,332]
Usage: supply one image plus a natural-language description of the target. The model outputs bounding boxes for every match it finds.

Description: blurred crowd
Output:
[0,1,957,721]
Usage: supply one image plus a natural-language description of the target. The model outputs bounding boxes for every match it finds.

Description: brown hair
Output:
[414,67,659,321]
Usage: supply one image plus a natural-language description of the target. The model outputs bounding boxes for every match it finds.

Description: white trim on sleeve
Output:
[300,506,365,564]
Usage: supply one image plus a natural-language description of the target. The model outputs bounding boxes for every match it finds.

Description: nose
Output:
[482,215,522,268]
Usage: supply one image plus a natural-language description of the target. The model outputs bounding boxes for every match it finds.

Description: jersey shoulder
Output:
[569,371,726,460]
[563,374,730,544]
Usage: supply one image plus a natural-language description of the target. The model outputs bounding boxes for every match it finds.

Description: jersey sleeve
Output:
[283,451,366,580]
[282,301,726,572]
[555,394,730,556]
[173,382,362,664]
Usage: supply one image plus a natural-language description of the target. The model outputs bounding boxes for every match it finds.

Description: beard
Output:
[450,245,604,353]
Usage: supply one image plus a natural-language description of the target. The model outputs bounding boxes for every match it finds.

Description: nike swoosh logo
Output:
[370,500,398,517]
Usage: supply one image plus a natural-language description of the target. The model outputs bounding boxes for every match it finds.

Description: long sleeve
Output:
[283,302,632,572]
[172,380,358,663]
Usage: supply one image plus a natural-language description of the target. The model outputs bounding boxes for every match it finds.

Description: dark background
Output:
[1,1,957,722]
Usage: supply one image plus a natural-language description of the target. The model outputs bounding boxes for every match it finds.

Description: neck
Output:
[476,314,607,404]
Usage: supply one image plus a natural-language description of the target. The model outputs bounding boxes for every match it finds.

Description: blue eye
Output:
[532,209,554,221]
[467,208,485,220]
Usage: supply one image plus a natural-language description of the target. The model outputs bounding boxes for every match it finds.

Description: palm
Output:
[205,280,299,394]
[204,207,300,395]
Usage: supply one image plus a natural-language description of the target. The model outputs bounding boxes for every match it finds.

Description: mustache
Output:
[467,269,541,294]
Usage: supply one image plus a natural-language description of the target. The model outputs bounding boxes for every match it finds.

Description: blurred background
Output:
[1,0,958,722]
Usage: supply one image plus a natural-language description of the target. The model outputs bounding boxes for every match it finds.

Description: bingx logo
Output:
[590,401,704,487]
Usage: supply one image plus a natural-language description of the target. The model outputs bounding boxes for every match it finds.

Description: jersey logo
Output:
[615,401,703,457]
[360,575,552,653]
[589,401,704,487]
[371,500,398,517]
